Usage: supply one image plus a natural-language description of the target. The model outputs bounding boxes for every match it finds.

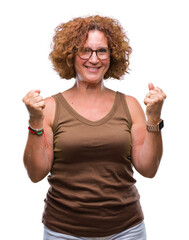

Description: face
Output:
[74,30,110,84]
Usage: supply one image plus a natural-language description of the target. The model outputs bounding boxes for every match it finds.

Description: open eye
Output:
[98,48,107,53]
[77,47,92,60]
[81,47,91,53]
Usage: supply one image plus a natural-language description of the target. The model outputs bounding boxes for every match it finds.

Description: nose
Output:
[88,51,99,63]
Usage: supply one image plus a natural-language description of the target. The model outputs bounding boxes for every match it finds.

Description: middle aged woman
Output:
[23,15,166,240]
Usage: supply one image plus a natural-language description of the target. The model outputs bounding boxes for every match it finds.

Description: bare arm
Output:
[23,90,55,182]
[127,83,166,178]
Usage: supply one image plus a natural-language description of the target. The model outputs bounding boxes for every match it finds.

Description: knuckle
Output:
[24,99,30,106]
[159,95,165,102]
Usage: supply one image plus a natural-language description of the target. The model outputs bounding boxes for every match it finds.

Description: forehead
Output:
[84,30,108,47]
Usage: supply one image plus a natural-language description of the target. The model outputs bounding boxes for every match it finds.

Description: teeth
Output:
[86,67,100,70]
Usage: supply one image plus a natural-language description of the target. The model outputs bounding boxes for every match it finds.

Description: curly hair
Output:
[49,15,132,80]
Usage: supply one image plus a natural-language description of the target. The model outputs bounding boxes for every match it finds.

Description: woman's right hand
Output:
[22,90,45,126]
[23,90,54,182]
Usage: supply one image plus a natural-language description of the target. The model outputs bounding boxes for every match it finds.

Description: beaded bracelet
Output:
[28,126,44,136]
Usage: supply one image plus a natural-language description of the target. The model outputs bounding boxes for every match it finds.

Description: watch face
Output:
[159,120,164,130]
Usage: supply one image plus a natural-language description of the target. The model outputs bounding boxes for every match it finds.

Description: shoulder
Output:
[123,94,142,111]
[124,94,146,125]
[125,94,140,107]
[44,96,56,108]
[43,96,56,127]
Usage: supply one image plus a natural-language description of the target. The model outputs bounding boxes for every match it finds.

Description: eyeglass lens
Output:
[78,47,110,60]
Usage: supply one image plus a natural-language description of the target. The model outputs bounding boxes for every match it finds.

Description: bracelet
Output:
[29,124,44,132]
[28,126,44,136]
[146,119,164,132]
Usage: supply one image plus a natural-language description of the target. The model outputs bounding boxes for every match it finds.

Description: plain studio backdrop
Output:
[0,0,188,239]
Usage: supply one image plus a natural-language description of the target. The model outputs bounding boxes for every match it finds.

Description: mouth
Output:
[85,66,102,72]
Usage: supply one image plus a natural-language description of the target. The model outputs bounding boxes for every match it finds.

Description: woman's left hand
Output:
[144,83,166,124]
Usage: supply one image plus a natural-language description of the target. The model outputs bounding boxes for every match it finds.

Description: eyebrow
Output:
[84,46,108,49]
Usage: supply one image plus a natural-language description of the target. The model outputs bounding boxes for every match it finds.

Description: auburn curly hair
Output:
[49,15,132,80]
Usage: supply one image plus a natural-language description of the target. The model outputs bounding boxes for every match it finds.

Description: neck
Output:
[72,78,106,97]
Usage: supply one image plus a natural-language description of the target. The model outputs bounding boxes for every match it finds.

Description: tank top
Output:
[42,91,144,237]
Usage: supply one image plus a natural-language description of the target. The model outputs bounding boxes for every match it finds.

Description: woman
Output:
[23,15,166,240]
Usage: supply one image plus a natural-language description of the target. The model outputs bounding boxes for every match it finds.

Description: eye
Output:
[82,47,91,53]
[98,48,107,53]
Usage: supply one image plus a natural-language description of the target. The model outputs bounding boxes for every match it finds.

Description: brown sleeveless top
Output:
[42,91,144,237]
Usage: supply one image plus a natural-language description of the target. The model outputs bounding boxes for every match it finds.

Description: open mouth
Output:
[85,66,102,72]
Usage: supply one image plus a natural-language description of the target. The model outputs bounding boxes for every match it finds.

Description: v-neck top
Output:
[42,91,144,237]
[57,91,120,126]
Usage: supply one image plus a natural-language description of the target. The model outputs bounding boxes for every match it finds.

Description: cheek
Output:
[103,59,110,72]
[74,56,80,69]
[74,56,84,74]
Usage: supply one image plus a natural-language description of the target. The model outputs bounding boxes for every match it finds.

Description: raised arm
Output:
[22,90,55,182]
[127,83,166,178]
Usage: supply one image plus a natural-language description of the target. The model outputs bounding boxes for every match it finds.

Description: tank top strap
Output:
[51,93,66,132]
[116,92,133,129]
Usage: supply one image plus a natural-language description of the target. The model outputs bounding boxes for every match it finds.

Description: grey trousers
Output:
[43,221,147,240]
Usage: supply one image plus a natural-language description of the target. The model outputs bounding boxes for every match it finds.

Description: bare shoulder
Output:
[124,95,146,124]
[44,96,55,108]
[125,95,140,107]
[43,96,56,127]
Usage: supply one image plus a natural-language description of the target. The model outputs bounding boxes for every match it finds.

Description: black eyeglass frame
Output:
[76,47,111,60]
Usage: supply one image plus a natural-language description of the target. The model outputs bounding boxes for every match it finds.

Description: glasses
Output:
[76,47,111,60]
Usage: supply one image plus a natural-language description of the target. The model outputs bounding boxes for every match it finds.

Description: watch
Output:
[146,119,164,132]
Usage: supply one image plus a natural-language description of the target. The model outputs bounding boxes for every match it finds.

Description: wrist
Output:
[146,119,164,132]
[29,117,44,129]
[146,117,161,125]
[28,126,44,136]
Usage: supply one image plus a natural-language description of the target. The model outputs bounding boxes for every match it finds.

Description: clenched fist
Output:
[144,83,166,124]
[22,90,45,123]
